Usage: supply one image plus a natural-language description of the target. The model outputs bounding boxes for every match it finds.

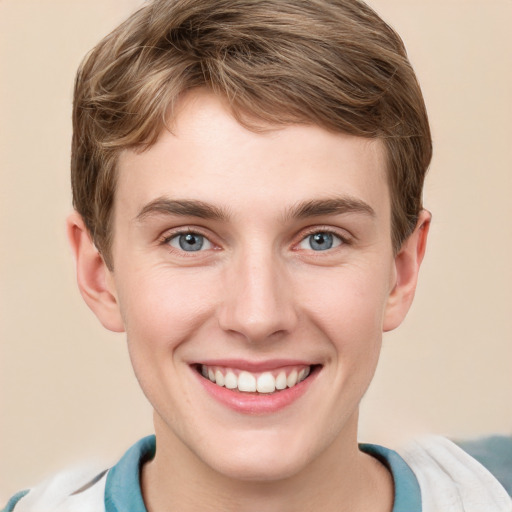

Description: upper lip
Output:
[190,359,320,372]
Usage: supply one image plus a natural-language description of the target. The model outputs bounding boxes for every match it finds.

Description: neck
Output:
[141,415,393,512]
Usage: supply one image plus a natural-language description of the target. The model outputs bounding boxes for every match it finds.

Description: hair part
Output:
[71,0,432,268]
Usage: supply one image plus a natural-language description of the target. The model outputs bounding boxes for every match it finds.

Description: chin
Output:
[214,454,308,483]
[197,432,315,482]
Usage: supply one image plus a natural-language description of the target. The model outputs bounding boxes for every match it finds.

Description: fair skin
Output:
[68,90,429,512]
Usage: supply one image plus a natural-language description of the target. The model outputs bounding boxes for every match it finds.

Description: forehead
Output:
[115,91,390,222]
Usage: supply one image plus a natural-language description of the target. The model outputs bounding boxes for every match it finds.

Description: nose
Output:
[217,249,298,343]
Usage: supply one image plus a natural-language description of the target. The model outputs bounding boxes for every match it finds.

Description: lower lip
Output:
[193,367,318,415]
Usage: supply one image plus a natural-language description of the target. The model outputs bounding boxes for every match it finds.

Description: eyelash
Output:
[158,226,352,254]
[159,228,216,253]
[294,226,351,252]
[299,226,351,243]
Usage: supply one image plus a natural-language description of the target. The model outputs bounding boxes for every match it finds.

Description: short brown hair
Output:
[72,0,432,268]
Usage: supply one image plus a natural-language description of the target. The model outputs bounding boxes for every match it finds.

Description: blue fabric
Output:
[5,435,510,511]
[456,435,512,497]
[360,444,422,511]
[105,435,155,512]
[103,436,422,511]
[0,490,29,512]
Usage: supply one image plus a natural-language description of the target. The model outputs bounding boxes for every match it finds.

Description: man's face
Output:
[106,90,405,480]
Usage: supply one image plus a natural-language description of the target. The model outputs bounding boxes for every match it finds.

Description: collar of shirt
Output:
[104,436,422,512]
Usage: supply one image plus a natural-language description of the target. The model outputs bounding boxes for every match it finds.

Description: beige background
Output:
[1,0,511,500]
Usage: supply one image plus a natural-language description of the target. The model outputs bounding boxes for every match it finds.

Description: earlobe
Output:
[66,212,125,333]
[383,209,431,332]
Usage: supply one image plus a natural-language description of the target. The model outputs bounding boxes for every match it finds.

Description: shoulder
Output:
[2,436,155,512]
[399,435,512,511]
[2,466,108,512]
[456,435,512,497]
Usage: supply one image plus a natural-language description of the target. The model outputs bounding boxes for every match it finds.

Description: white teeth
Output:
[215,370,225,387]
[275,371,287,390]
[224,371,237,389]
[256,372,276,393]
[238,371,257,392]
[200,365,312,393]
[287,369,298,388]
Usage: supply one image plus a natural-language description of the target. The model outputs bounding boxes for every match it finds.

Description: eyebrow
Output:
[283,196,375,221]
[136,198,230,222]
[135,195,375,223]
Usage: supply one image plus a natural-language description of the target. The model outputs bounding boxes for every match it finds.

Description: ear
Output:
[383,209,431,332]
[66,211,125,333]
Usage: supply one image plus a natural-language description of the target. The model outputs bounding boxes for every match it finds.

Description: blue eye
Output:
[299,232,342,251]
[168,233,212,252]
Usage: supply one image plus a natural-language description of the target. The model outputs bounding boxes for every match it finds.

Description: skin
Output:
[68,90,430,512]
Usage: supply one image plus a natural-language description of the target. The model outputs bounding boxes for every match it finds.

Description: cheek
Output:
[295,266,391,394]
[115,266,219,350]
[299,267,389,341]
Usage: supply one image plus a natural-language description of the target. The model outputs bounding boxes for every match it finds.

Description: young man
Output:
[3,0,511,511]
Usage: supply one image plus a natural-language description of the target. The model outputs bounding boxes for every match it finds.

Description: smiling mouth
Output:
[196,364,318,394]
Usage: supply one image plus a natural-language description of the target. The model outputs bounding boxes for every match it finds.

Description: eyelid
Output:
[293,225,352,249]
[169,233,213,251]
[159,226,219,251]
[156,224,352,254]
[298,232,342,251]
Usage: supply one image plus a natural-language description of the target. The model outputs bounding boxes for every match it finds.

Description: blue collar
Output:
[360,443,422,511]
[105,436,155,512]
[105,436,421,511]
